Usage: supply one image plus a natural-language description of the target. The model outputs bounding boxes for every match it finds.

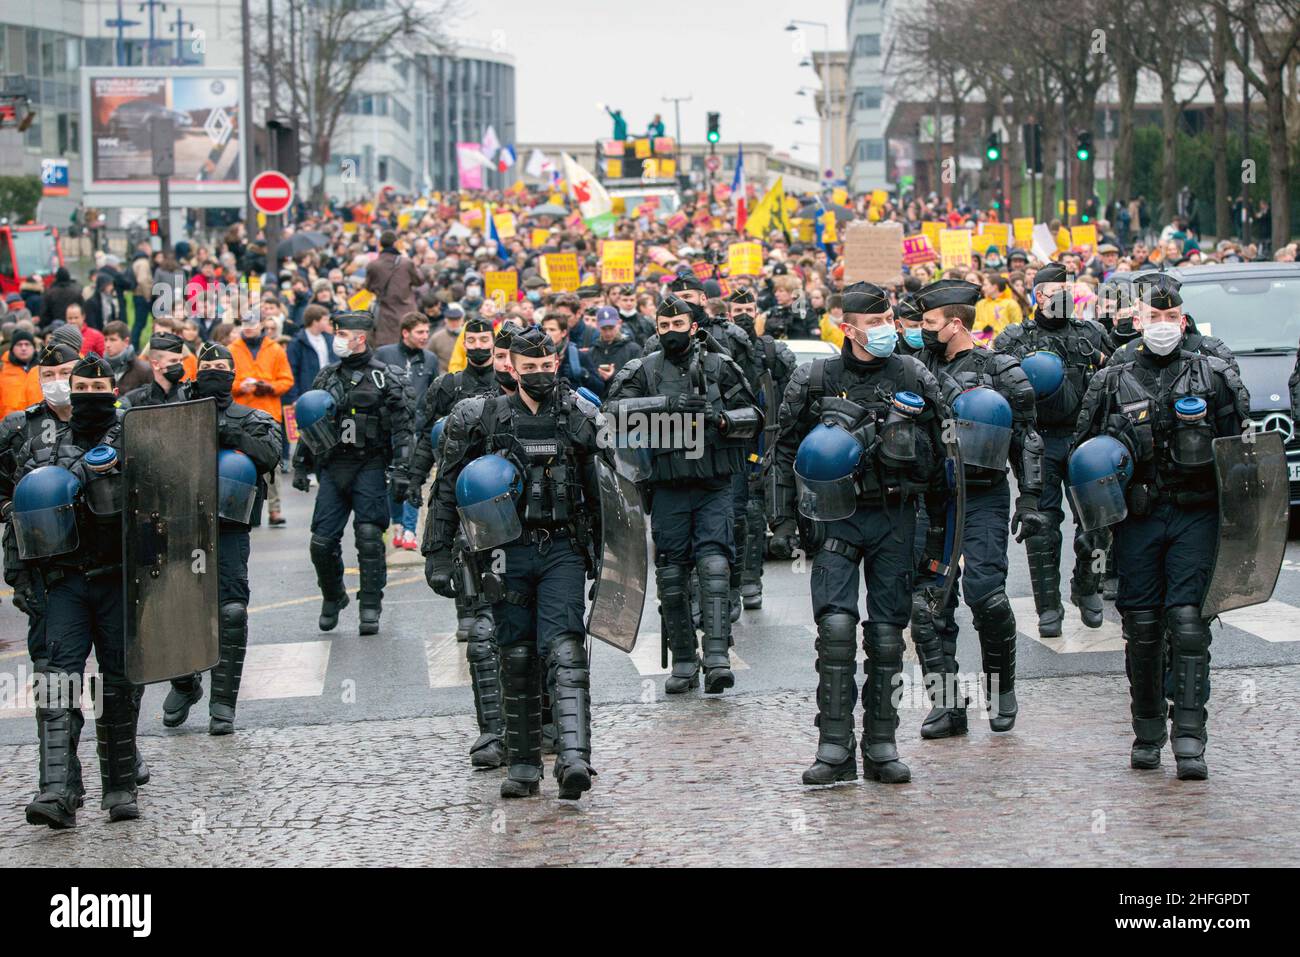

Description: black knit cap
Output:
[656,294,695,319]
[464,316,493,334]
[197,341,233,363]
[840,281,891,315]
[149,332,185,354]
[39,342,80,366]
[508,324,557,358]
[71,354,113,379]
[727,287,756,305]
[916,279,981,312]
[334,311,375,332]
[1032,262,1072,286]
[1134,272,1182,309]
[894,293,922,323]
[668,270,704,294]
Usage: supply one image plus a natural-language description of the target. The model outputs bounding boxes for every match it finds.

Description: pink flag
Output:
[457,143,484,190]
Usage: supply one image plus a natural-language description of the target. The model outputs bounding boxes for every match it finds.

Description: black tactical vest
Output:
[481,394,588,529]
[1003,320,1104,429]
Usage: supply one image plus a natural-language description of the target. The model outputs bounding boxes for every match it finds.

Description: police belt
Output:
[511,525,572,546]
[822,537,863,563]
[1127,480,1217,513]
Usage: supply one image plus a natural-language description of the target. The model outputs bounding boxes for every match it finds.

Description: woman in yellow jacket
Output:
[973,275,1022,343]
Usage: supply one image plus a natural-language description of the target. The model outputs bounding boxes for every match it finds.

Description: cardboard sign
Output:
[1031,224,1057,262]
[530,228,550,248]
[841,221,904,285]
[348,289,375,311]
[543,253,580,292]
[600,240,636,285]
[484,270,518,305]
[902,235,938,266]
[634,138,651,159]
[1013,217,1034,248]
[646,246,677,266]
[690,261,714,283]
[666,211,688,231]
[978,222,1009,254]
[492,211,516,240]
[1071,224,1097,252]
[727,241,764,278]
[921,221,943,253]
[938,229,973,271]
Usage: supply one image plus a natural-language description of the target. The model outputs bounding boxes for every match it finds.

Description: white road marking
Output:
[425,634,470,688]
[628,632,748,676]
[1217,600,1300,643]
[1012,597,1126,653]
[239,641,331,700]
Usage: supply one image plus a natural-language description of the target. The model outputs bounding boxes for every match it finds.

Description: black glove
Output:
[389,469,411,502]
[291,470,311,492]
[406,479,425,508]
[669,393,707,414]
[11,584,34,617]
[425,550,457,598]
[769,517,798,558]
[1011,494,1049,544]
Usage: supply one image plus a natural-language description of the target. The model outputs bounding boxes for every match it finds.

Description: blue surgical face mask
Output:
[903,327,924,349]
[865,323,897,358]
[527,291,541,303]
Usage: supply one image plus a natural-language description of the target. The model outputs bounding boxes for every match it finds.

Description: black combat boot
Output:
[466,612,506,768]
[162,673,203,728]
[657,564,699,693]
[1167,606,1211,781]
[499,644,543,798]
[1071,531,1105,628]
[1026,528,1064,637]
[974,591,1019,732]
[911,592,968,739]
[311,534,350,631]
[209,602,248,736]
[802,613,859,785]
[1122,608,1167,769]
[355,523,386,636]
[96,682,139,822]
[550,636,596,800]
[740,499,766,610]
[25,706,82,829]
[862,623,910,783]
[697,554,735,693]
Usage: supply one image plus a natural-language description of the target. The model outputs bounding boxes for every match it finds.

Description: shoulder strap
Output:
[763,336,776,367]
[810,357,827,400]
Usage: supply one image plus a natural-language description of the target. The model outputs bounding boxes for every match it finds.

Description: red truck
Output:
[0,223,65,297]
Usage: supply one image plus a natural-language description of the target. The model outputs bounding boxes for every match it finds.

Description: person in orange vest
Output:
[231,311,294,526]
[0,329,41,418]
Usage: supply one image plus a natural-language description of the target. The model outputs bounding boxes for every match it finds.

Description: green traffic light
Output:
[1076,148,1090,161]
[708,131,719,144]
[986,147,1000,162]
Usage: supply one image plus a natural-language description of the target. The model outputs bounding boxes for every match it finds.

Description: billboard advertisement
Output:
[81,68,245,204]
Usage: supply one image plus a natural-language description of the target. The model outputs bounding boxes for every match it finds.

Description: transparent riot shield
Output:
[586,458,648,652]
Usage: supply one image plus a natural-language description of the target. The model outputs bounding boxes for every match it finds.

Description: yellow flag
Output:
[745,176,790,240]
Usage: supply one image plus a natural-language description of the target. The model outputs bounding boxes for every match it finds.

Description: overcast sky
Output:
[451,0,847,166]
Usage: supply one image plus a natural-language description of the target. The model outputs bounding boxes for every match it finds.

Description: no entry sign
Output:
[250,170,294,215]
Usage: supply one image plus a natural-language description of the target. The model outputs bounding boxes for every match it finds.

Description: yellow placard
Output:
[793,219,814,243]
[939,229,973,271]
[1056,226,1071,251]
[634,138,651,159]
[979,222,1010,253]
[397,212,412,231]
[600,240,636,285]
[727,241,764,277]
[658,158,676,177]
[1057,199,1079,217]
[348,289,375,311]
[612,196,626,215]
[484,270,518,305]
[1013,217,1034,248]
[606,158,623,179]
[1070,224,1097,252]
[831,188,849,208]
[821,210,838,244]
[870,189,888,207]
[921,221,943,252]
[492,211,516,240]
[342,221,358,234]
[543,253,581,292]
[530,228,550,248]
[256,211,267,230]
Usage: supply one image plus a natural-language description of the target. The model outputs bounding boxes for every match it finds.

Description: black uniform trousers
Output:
[45,569,127,684]
[219,527,251,606]
[933,483,1012,622]
[649,482,735,566]
[310,464,391,541]
[1112,501,1218,612]
[493,537,588,659]
[811,504,916,627]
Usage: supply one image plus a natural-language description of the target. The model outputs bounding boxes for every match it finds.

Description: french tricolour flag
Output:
[497,145,516,174]
[732,143,747,232]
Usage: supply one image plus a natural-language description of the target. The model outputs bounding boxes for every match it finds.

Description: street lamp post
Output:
[786,20,832,189]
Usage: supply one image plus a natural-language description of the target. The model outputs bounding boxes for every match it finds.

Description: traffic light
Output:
[985,132,1001,163]
[1075,130,1093,163]
[706,112,720,144]
[147,218,161,237]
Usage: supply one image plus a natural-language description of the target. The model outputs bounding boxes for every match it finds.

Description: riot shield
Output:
[925,432,966,617]
[586,458,648,652]
[1201,432,1288,618]
[122,400,220,684]
[755,369,780,472]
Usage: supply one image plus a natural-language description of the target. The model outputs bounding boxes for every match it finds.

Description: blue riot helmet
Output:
[1021,351,1065,399]
[879,391,925,467]
[455,453,524,550]
[429,416,447,451]
[218,449,259,525]
[794,423,864,521]
[1068,435,1134,531]
[11,465,82,560]
[576,387,602,408]
[953,387,1013,471]
[295,389,340,456]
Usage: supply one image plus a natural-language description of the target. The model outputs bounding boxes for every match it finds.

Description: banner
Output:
[690,261,713,283]
[492,211,517,240]
[666,211,688,231]
[727,241,764,277]
[634,138,651,159]
[484,270,518,305]
[1013,217,1034,248]
[457,143,484,190]
[903,235,938,266]
[978,222,1010,254]
[842,221,904,285]
[543,253,581,292]
[600,240,636,285]
[938,229,973,271]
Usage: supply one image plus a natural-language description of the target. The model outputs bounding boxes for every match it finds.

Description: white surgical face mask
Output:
[41,378,71,406]
[332,336,354,358]
[1142,320,1183,356]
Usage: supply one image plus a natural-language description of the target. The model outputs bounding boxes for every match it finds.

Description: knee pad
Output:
[862,622,905,664]
[1166,605,1210,655]
[815,613,858,661]
[500,643,537,691]
[466,616,497,663]
[971,590,1014,635]
[655,562,689,594]
[695,553,730,589]
[309,535,340,563]
[219,602,247,632]
[1122,607,1162,651]
[355,523,385,556]
[910,590,934,625]
[550,635,589,688]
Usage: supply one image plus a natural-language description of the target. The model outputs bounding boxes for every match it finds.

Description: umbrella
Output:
[276,231,328,260]
[797,203,855,222]
[523,203,569,219]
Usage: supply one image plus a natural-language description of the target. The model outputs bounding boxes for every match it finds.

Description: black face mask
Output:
[163,362,186,384]
[688,302,706,324]
[519,371,556,401]
[1036,290,1074,327]
[733,314,755,336]
[70,392,117,436]
[466,347,492,367]
[496,369,517,391]
[194,369,236,403]
[660,329,692,357]
[922,328,947,355]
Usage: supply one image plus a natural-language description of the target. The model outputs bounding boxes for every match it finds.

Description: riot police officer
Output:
[159,341,282,734]
[994,263,1111,636]
[292,312,413,636]
[605,295,761,695]
[1072,283,1251,780]
[423,326,610,800]
[913,279,1047,735]
[122,332,190,408]
[12,354,137,826]
[894,293,926,357]
[773,282,948,785]
[1095,277,1141,347]
[643,271,751,359]
[726,286,797,612]
[1110,274,1238,371]
[406,315,499,641]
